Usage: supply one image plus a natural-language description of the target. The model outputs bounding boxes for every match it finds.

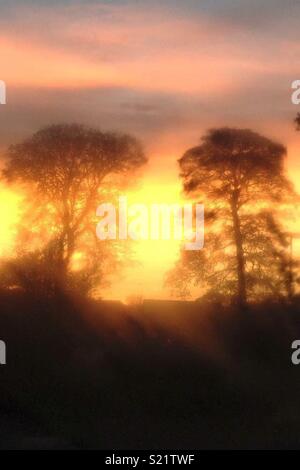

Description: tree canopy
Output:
[167,128,296,306]
[3,123,147,295]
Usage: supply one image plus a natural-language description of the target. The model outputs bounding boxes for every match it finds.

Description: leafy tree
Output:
[168,127,294,306]
[3,124,146,294]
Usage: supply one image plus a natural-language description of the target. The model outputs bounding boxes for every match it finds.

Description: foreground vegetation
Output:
[0,290,300,449]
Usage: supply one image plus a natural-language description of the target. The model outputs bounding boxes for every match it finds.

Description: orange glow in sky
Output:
[101,178,185,302]
[0,186,21,256]
[0,0,300,300]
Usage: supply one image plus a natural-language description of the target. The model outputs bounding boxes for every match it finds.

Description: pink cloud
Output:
[1,2,298,96]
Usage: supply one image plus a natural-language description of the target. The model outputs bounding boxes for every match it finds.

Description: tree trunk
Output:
[230,191,247,308]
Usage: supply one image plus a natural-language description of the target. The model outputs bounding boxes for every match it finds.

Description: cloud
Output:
[0,0,298,95]
[0,0,299,157]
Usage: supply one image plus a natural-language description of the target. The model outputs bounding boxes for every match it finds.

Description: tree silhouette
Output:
[169,128,294,306]
[295,113,300,131]
[3,124,146,294]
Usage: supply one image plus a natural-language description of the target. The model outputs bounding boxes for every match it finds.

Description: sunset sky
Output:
[0,0,299,300]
